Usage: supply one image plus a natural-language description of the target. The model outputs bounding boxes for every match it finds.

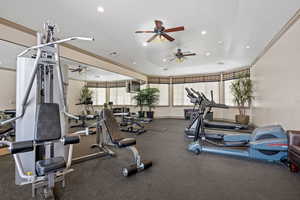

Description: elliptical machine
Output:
[187,89,288,163]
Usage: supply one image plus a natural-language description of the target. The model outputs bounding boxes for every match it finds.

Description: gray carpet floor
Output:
[0,119,299,200]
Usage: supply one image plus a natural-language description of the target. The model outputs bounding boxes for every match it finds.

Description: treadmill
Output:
[184,88,249,138]
[201,92,249,130]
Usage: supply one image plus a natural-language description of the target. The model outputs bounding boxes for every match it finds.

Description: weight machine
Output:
[0,23,93,199]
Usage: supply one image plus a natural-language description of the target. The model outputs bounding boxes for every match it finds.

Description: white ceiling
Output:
[0,40,132,81]
[1,0,300,76]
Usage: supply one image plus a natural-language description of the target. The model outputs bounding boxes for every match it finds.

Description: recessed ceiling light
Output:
[201,30,207,35]
[218,41,223,45]
[133,61,137,65]
[163,58,167,62]
[142,42,148,47]
[245,45,251,49]
[204,52,211,56]
[97,6,104,13]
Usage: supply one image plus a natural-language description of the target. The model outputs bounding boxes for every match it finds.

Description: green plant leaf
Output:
[230,72,254,116]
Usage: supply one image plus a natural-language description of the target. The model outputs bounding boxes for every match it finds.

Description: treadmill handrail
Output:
[200,92,228,109]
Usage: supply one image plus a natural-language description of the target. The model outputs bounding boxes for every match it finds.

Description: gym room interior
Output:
[0,1,300,200]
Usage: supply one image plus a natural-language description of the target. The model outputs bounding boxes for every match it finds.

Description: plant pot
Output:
[146,111,154,119]
[138,111,145,118]
[235,115,249,125]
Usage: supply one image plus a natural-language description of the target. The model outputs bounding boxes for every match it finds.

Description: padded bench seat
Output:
[115,138,136,148]
[36,157,66,176]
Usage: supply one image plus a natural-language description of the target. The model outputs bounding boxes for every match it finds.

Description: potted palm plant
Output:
[230,72,254,125]
[79,86,93,115]
[133,89,146,118]
[144,87,160,119]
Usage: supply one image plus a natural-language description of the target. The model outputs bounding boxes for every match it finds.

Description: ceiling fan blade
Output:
[169,57,176,62]
[183,53,196,56]
[164,26,185,32]
[161,33,175,42]
[69,68,78,72]
[135,30,155,33]
[147,34,158,43]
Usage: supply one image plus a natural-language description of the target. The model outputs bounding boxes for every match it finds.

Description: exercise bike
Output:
[187,90,288,163]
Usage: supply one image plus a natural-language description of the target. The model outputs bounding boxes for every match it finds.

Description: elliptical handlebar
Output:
[190,88,201,98]
[185,88,199,103]
[185,88,196,98]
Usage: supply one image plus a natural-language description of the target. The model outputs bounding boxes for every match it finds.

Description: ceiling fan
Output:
[135,20,184,43]
[169,49,196,62]
[68,65,88,73]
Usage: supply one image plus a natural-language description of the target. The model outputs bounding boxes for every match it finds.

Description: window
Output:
[224,80,235,106]
[173,84,191,106]
[109,87,134,105]
[173,82,219,106]
[149,84,169,106]
[90,88,106,105]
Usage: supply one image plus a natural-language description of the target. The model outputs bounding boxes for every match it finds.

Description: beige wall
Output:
[251,17,300,130]
[0,69,16,110]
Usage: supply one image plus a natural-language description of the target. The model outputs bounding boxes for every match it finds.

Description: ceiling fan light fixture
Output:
[159,37,166,42]
[176,58,184,63]
[245,45,251,49]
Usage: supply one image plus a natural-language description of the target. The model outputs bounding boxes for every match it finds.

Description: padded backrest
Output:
[35,103,62,142]
[101,108,124,142]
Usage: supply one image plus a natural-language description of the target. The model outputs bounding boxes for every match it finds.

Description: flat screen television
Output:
[126,80,140,93]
